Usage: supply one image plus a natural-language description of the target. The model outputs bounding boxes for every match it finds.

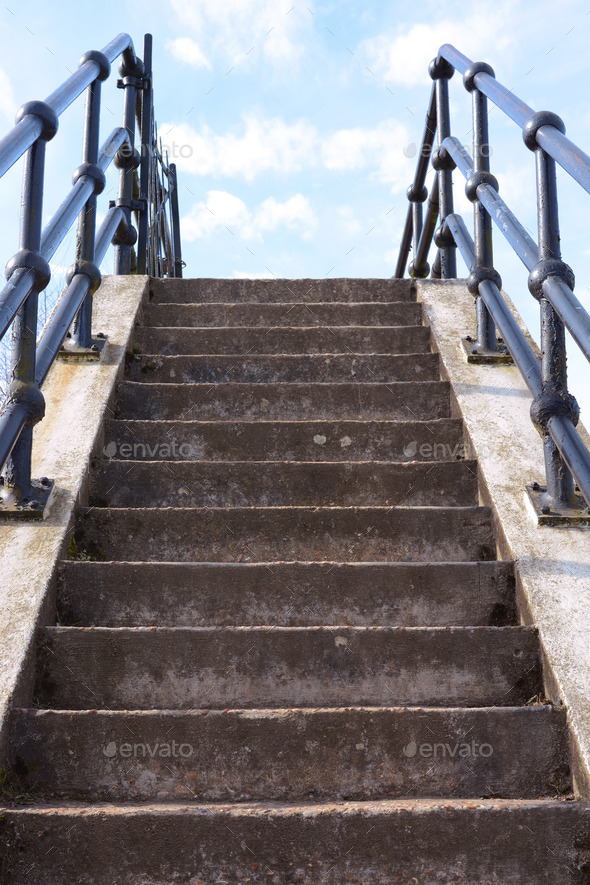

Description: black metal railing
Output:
[0,32,182,516]
[396,43,590,523]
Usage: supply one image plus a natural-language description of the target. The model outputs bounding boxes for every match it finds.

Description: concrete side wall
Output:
[417,279,590,798]
[0,276,148,762]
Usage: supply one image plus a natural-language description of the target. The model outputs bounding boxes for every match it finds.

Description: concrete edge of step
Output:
[417,278,590,800]
[0,275,150,765]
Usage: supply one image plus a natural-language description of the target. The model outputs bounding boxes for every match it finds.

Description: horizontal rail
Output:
[0,32,182,514]
[35,206,126,387]
[439,43,590,195]
[0,35,136,180]
[0,127,131,343]
[443,135,590,364]
[395,84,437,279]
[413,172,439,276]
[448,211,590,506]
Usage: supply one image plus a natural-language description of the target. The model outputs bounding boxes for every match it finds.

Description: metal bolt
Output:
[531,481,540,491]
[541,504,551,514]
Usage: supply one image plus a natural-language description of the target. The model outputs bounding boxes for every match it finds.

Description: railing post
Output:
[0,102,57,514]
[429,55,456,278]
[524,111,580,514]
[65,50,110,356]
[169,163,183,278]
[462,62,503,356]
[136,34,152,276]
[113,49,144,274]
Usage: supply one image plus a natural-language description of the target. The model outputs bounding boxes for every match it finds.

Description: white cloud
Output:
[0,68,15,120]
[168,0,308,66]
[337,206,362,237]
[166,37,211,70]
[322,120,413,191]
[163,115,413,191]
[362,3,518,86]
[162,116,317,181]
[255,194,316,237]
[181,189,317,241]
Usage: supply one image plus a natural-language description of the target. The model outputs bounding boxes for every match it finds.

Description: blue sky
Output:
[0,0,589,412]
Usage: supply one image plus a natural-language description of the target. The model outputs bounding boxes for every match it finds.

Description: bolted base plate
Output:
[526,483,590,526]
[58,333,107,362]
[461,337,513,365]
[0,477,55,519]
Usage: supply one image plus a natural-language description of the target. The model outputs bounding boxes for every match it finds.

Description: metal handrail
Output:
[0,32,183,516]
[396,44,590,520]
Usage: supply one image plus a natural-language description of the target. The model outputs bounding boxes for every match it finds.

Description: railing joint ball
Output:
[523,111,566,151]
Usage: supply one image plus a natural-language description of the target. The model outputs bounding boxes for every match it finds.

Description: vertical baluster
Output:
[67,51,110,353]
[463,62,501,354]
[1,101,57,513]
[169,163,183,278]
[113,49,144,274]
[524,111,579,512]
[136,34,153,276]
[429,55,456,278]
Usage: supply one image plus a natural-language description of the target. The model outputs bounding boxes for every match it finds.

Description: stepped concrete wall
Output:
[417,278,590,796]
[0,276,149,761]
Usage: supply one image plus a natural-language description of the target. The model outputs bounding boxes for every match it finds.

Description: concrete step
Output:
[102,418,465,462]
[35,625,539,709]
[126,351,440,383]
[56,561,516,628]
[2,799,588,885]
[10,706,567,803]
[149,276,416,303]
[144,301,422,327]
[71,504,496,562]
[90,460,479,509]
[114,380,450,421]
[132,325,431,356]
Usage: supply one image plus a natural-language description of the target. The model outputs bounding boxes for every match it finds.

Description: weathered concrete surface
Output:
[90,459,479,508]
[72,504,496,562]
[103,417,465,461]
[144,300,423,327]
[417,279,590,797]
[0,276,148,763]
[134,324,430,355]
[10,706,567,802]
[1,799,588,884]
[149,276,417,303]
[56,560,516,627]
[34,625,540,709]
[114,380,450,421]
[126,351,440,383]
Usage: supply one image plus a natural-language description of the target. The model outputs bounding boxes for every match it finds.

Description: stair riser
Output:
[114,381,450,421]
[11,708,567,802]
[144,302,423,327]
[72,506,496,563]
[102,418,465,462]
[56,561,517,628]
[126,352,440,383]
[90,461,479,509]
[149,277,417,303]
[133,325,431,356]
[36,626,540,709]
[4,802,587,885]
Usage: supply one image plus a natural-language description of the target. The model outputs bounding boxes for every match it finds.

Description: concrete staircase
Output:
[1,278,588,883]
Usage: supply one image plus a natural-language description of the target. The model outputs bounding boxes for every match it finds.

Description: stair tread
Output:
[35,624,540,709]
[91,459,478,508]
